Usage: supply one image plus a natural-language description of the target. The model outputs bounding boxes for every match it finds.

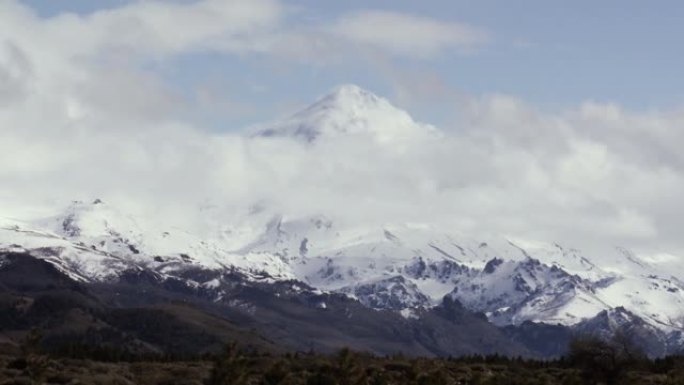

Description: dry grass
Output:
[0,354,211,385]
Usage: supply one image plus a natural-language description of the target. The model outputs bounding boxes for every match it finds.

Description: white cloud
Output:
[0,41,32,106]
[330,10,487,57]
[2,0,684,260]
[0,0,288,132]
[17,0,285,58]
[259,10,489,65]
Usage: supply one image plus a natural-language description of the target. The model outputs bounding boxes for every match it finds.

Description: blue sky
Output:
[18,0,684,130]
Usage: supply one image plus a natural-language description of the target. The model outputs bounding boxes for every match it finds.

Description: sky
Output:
[15,0,684,126]
[2,0,684,257]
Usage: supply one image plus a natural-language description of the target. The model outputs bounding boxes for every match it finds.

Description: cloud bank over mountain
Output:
[2,0,684,259]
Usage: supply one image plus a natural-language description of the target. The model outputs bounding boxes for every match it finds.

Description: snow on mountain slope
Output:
[3,85,684,336]
[232,215,684,331]
[254,84,438,143]
[5,202,684,332]
[7,198,684,333]
[449,257,607,326]
[0,214,136,281]
[0,200,296,283]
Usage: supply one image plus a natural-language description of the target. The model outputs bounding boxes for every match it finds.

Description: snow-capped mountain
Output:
[254,84,437,143]
[4,198,684,335]
[3,85,684,351]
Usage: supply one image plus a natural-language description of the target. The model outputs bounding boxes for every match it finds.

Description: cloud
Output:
[0,0,289,131]
[0,1,485,130]
[259,10,489,65]
[22,0,284,58]
[330,10,488,57]
[2,0,684,261]
[0,41,32,106]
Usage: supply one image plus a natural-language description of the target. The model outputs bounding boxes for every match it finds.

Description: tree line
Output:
[8,329,684,384]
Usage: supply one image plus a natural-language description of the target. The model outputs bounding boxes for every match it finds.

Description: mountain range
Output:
[2,85,683,357]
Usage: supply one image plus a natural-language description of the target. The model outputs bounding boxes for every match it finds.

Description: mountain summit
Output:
[256,84,436,142]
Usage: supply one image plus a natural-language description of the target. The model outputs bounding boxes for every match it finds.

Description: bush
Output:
[567,332,647,385]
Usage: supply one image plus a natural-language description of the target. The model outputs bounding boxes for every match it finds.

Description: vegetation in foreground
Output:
[3,332,684,384]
